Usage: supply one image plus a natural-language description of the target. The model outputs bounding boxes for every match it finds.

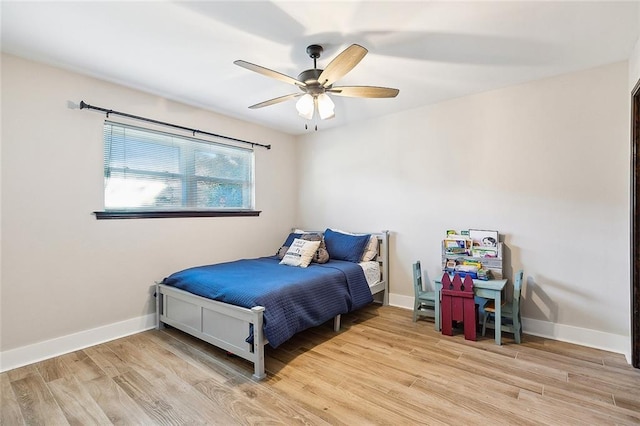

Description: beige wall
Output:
[296,61,631,355]
[0,54,298,352]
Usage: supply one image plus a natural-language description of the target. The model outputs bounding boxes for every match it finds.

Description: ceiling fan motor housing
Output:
[297,69,329,94]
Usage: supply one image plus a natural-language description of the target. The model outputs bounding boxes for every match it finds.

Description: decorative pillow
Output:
[301,233,330,264]
[323,228,371,263]
[276,232,302,259]
[279,238,321,268]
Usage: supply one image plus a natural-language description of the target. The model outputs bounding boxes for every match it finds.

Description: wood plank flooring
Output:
[2,304,639,425]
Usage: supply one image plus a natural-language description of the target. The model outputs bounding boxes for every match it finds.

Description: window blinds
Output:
[103,121,254,211]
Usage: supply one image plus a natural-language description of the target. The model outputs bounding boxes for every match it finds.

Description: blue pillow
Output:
[276,232,302,258]
[323,228,370,263]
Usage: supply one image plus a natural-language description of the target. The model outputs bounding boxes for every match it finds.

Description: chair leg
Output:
[482,312,489,336]
[513,313,522,344]
[413,300,419,322]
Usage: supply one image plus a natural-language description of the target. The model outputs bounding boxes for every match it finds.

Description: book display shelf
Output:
[441,229,503,280]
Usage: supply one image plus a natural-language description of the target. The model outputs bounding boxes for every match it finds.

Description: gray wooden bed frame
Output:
[155,230,389,380]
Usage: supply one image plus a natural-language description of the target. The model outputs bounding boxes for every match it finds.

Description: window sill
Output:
[94,210,261,220]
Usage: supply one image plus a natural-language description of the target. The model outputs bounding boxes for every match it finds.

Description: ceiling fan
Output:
[234,44,399,125]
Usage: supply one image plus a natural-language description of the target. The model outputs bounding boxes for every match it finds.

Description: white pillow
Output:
[279,238,321,268]
[331,229,378,262]
[361,235,378,262]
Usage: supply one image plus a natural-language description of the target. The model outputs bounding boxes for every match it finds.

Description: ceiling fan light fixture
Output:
[296,94,314,119]
[317,93,335,120]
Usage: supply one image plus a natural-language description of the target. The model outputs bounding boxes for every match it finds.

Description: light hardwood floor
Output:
[2,304,640,425]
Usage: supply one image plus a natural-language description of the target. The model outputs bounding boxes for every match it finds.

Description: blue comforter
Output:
[161,256,373,347]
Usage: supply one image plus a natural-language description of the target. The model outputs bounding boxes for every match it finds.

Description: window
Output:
[99,121,256,218]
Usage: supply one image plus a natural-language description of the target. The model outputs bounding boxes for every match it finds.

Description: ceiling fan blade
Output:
[328,86,399,98]
[234,60,305,87]
[248,93,302,109]
[317,44,368,87]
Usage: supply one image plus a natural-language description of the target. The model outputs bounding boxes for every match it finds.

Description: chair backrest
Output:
[512,269,524,313]
[413,261,423,296]
[423,268,432,292]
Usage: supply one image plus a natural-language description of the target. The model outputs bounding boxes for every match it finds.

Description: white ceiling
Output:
[2,1,638,135]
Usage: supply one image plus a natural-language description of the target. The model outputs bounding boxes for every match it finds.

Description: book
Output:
[444,239,471,255]
[472,248,498,258]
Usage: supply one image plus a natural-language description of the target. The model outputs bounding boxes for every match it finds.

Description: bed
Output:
[155,229,389,379]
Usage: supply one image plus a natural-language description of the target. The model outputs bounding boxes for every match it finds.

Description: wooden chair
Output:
[482,269,524,344]
[412,261,439,330]
[440,273,477,341]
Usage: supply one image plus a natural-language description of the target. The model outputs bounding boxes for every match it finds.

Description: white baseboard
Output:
[0,313,156,373]
[2,295,633,372]
[521,317,631,363]
[389,293,415,310]
[388,293,632,364]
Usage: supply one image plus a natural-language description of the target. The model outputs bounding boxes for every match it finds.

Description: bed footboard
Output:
[156,283,266,380]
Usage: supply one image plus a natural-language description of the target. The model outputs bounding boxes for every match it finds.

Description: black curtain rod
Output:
[79,100,271,150]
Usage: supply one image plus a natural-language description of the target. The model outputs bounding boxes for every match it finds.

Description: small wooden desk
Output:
[435,277,508,345]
